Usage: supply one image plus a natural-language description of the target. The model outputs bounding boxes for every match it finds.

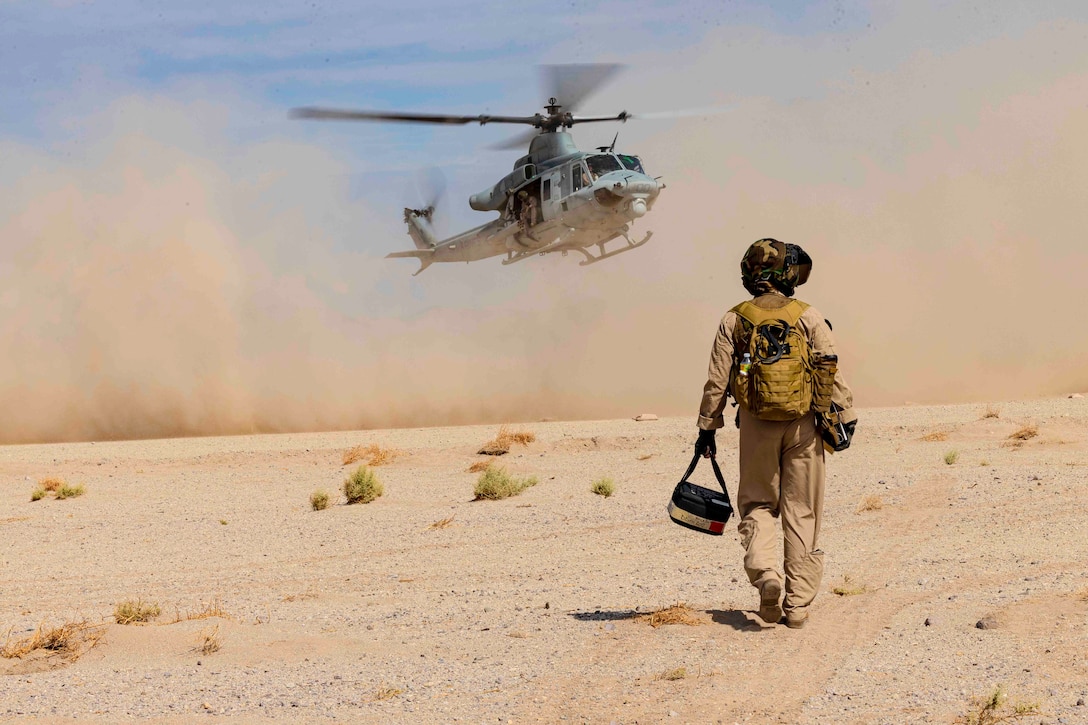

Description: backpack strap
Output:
[731,299,809,328]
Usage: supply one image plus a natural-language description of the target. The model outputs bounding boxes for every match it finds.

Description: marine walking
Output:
[695,239,857,628]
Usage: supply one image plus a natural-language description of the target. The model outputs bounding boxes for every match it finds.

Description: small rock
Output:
[1069,393,1083,399]
[924,617,936,627]
[1076,698,1084,706]
[668,711,679,718]
[604,623,615,631]
[634,413,658,422]
[976,616,1000,630]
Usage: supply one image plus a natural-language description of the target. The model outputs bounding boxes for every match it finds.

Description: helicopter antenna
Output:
[608,131,619,153]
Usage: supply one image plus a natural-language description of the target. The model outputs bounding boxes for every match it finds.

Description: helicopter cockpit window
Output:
[617,155,645,174]
[586,154,623,179]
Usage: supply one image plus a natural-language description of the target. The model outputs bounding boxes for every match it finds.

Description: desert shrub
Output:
[1008,425,1038,441]
[660,666,687,681]
[955,684,1039,725]
[55,483,85,499]
[981,406,1001,419]
[343,444,401,467]
[171,599,231,623]
[856,494,883,513]
[591,477,615,498]
[477,425,536,456]
[832,575,866,596]
[343,466,383,504]
[193,625,222,654]
[1,620,105,662]
[428,515,455,530]
[944,450,960,465]
[39,477,64,492]
[921,430,949,442]
[32,480,85,501]
[374,684,403,701]
[310,489,330,511]
[466,460,493,473]
[114,599,161,625]
[473,467,537,500]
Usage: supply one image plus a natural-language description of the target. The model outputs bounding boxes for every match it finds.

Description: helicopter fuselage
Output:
[388,130,662,273]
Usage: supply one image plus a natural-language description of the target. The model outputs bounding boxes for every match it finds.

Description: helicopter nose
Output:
[613,177,659,197]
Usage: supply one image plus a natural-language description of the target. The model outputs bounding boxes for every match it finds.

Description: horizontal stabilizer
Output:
[386,248,435,276]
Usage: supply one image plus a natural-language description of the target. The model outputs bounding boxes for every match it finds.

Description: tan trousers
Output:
[736,408,825,614]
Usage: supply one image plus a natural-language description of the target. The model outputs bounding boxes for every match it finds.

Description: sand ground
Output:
[2,397,1087,724]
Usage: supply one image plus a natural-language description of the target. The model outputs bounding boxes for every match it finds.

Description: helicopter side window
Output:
[572,162,590,192]
[618,154,645,174]
[586,154,622,179]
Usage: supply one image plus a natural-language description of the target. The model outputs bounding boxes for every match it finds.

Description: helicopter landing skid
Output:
[576,231,653,266]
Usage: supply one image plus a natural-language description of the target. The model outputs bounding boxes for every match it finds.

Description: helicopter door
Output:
[540,170,562,221]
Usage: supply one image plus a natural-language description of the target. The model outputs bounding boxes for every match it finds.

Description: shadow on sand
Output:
[567,608,768,631]
[568,609,641,622]
[706,608,767,632]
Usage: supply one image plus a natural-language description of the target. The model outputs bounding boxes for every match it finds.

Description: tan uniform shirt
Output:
[698,292,854,430]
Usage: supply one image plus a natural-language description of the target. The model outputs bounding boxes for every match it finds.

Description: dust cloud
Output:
[3,16,1088,443]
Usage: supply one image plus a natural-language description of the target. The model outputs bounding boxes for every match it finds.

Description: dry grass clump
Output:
[477,425,536,456]
[114,599,161,625]
[832,575,867,597]
[39,477,64,492]
[472,466,537,501]
[373,684,403,701]
[193,625,222,655]
[55,483,85,499]
[637,603,704,628]
[171,599,231,623]
[1008,425,1038,441]
[343,444,402,467]
[636,453,655,461]
[343,466,383,504]
[31,479,85,501]
[659,666,688,681]
[310,489,330,511]
[981,406,1001,419]
[955,684,1040,725]
[591,477,615,498]
[466,460,493,473]
[1,620,105,663]
[944,450,960,465]
[855,494,884,513]
[427,515,455,530]
[921,430,949,442]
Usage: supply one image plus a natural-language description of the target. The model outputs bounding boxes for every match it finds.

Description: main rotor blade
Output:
[290,107,540,126]
[626,105,736,121]
[567,112,631,125]
[542,63,623,111]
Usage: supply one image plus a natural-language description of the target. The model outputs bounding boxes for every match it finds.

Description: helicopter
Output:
[291,65,670,275]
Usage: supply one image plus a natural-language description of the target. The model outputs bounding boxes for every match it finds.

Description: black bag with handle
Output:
[667,452,734,535]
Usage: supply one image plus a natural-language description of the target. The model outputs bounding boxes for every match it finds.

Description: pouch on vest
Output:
[730,299,814,421]
[812,354,838,414]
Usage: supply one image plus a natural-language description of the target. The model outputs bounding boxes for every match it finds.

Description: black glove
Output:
[695,428,717,459]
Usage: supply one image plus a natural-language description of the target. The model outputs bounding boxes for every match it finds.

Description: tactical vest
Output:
[729,299,815,421]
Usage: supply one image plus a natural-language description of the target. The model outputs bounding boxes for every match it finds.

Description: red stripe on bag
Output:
[709,521,725,534]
